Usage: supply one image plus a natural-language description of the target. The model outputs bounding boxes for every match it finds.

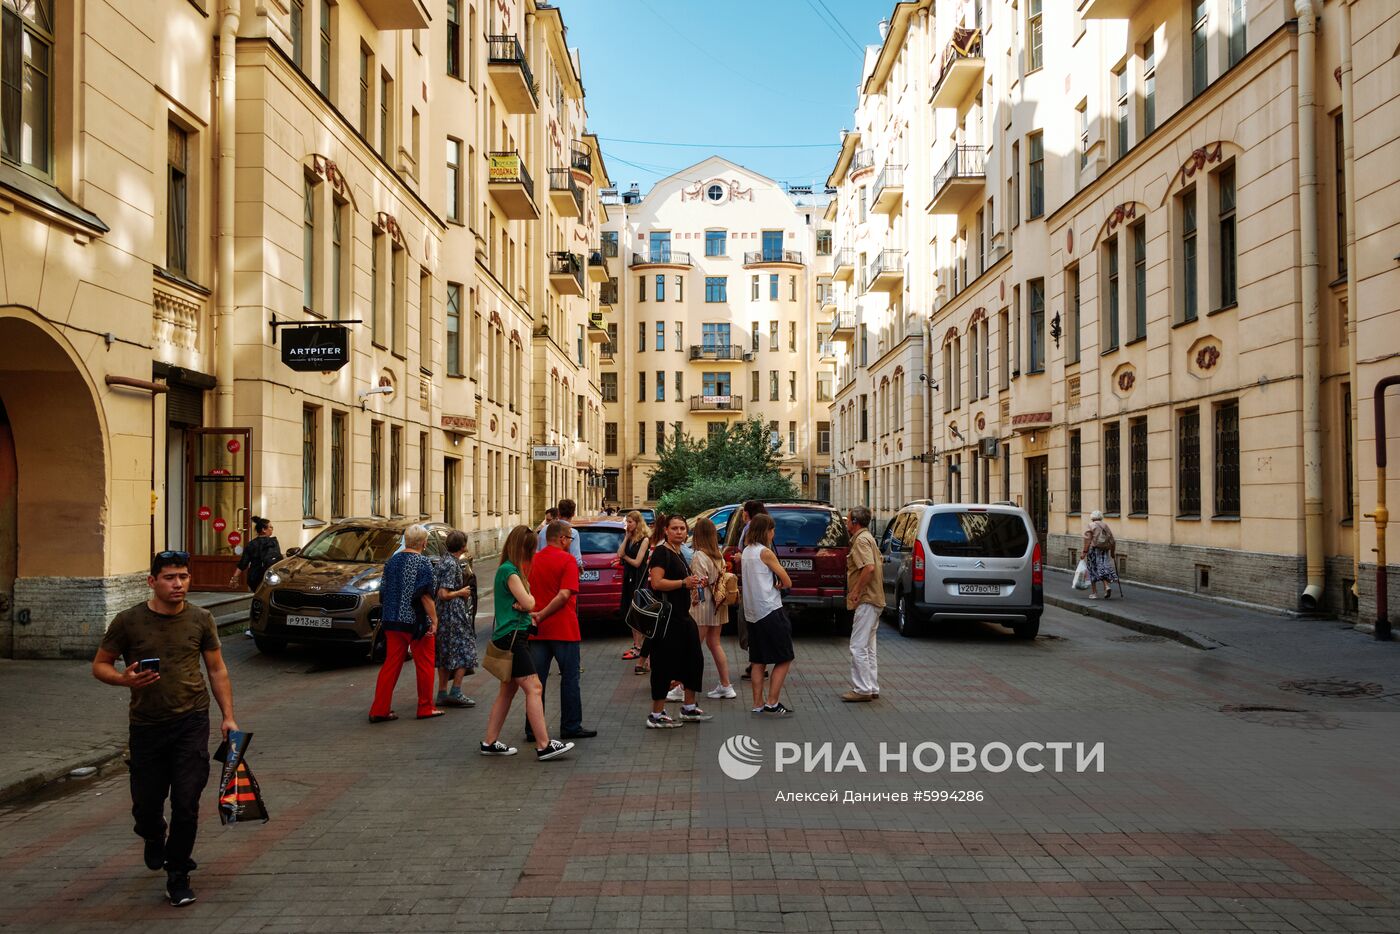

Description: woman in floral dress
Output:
[435,530,478,707]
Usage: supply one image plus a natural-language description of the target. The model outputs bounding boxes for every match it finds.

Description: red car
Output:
[722,502,851,629]
[571,518,627,624]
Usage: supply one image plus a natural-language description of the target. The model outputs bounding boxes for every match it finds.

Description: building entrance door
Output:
[185,428,252,591]
[0,400,16,656]
[1026,455,1049,543]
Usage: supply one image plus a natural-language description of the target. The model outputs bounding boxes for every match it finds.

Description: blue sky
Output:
[557,0,893,193]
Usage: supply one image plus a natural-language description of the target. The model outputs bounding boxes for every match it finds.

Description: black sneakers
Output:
[762,703,794,717]
[535,739,575,761]
[479,741,518,756]
[143,837,165,871]
[166,871,196,907]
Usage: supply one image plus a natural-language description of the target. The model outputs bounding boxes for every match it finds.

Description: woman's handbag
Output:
[483,636,515,682]
[626,585,671,640]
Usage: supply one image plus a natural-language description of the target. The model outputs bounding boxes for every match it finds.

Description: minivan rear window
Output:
[925,512,1030,557]
[577,527,624,555]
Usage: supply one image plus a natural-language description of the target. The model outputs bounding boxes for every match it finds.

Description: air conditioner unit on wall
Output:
[979,437,999,457]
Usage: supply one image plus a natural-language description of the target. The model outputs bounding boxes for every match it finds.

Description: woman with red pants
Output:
[369,524,443,722]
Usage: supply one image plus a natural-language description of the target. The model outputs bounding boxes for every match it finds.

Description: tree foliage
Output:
[652,418,798,515]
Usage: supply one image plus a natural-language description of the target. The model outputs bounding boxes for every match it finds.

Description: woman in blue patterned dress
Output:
[434,530,478,707]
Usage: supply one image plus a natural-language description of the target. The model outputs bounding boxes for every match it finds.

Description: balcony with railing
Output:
[832,247,855,282]
[930,28,984,109]
[569,142,593,183]
[629,249,692,268]
[830,310,857,342]
[690,394,744,413]
[743,249,804,267]
[487,151,539,220]
[487,35,538,113]
[548,168,583,217]
[587,311,609,343]
[864,251,904,293]
[688,343,745,362]
[818,341,836,362]
[927,145,986,215]
[872,164,905,214]
[818,286,836,314]
[548,251,584,296]
[850,148,875,177]
[587,250,609,283]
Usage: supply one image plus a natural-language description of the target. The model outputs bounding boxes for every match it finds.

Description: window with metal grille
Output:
[445,282,462,375]
[1069,429,1082,514]
[655,420,666,453]
[1129,417,1148,515]
[1103,422,1121,514]
[302,407,318,518]
[1214,401,1240,516]
[331,411,347,518]
[1178,408,1200,516]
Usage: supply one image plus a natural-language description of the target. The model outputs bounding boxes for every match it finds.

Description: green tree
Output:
[652,418,798,515]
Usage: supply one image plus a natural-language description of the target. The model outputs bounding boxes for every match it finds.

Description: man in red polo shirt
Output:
[525,521,597,741]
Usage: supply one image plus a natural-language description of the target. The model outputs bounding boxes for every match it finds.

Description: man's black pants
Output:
[129,709,210,871]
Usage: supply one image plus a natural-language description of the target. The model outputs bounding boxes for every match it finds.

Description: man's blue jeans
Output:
[527,639,583,735]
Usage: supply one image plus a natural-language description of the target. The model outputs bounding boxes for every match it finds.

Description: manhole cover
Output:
[1219,704,1345,731]
[1113,634,1166,643]
[1278,679,1383,698]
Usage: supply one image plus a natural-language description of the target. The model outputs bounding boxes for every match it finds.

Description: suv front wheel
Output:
[895,593,919,638]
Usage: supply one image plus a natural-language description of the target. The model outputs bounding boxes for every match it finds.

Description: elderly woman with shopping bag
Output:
[1080,510,1120,599]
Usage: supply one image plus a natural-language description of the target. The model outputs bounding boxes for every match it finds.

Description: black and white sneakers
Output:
[535,739,574,761]
[143,837,165,872]
[166,871,196,907]
[479,741,518,756]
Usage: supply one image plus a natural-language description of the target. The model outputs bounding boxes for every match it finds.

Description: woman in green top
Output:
[480,526,573,761]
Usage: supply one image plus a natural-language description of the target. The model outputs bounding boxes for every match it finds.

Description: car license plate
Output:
[779,559,813,571]
[286,615,333,628]
[579,570,600,582]
[958,584,1000,596]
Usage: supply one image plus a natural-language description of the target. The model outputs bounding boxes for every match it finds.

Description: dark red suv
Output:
[722,503,850,626]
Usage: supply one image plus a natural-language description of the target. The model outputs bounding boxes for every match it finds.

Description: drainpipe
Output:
[215,0,240,428]
[1339,3,1361,610]
[1296,0,1325,611]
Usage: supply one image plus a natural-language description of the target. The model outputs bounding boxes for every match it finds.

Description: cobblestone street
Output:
[2,603,1397,933]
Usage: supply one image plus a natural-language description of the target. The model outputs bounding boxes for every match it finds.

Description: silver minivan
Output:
[878,502,1043,639]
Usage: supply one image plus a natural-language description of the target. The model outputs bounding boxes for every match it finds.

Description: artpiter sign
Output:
[281,325,349,372]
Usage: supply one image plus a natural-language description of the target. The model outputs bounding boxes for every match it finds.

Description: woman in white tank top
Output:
[739,514,796,717]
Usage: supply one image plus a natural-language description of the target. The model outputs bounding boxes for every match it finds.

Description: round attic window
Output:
[706,184,725,202]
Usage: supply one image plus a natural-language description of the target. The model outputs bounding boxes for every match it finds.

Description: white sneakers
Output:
[665,685,685,702]
[706,684,738,699]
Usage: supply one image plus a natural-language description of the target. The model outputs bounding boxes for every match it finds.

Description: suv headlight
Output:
[264,571,282,586]
[354,576,382,593]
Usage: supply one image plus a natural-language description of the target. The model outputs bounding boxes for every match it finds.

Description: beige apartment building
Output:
[597,158,836,507]
[0,0,608,658]
[828,0,1400,621]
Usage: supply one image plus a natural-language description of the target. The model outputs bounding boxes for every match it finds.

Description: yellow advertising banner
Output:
[488,153,520,181]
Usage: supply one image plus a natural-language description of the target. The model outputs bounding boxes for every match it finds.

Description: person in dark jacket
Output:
[228,517,281,592]
[368,525,441,722]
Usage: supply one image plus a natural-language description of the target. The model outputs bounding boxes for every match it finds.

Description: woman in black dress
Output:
[229,516,282,591]
[642,515,712,729]
[615,510,651,671]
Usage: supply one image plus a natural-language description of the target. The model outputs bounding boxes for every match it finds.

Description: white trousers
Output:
[849,603,880,695]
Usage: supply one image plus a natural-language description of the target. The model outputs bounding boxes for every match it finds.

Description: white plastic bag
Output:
[1072,559,1090,590]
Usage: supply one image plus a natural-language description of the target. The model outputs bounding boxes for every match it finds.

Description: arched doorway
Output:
[0,312,107,658]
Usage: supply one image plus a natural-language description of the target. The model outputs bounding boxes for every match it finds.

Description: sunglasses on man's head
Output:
[150,550,191,575]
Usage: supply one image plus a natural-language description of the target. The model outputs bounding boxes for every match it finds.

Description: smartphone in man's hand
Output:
[139,658,161,674]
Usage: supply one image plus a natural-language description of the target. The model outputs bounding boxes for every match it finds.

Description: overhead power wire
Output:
[802,0,864,56]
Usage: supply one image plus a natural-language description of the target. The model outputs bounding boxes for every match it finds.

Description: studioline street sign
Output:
[531,444,561,461]
[281,325,350,372]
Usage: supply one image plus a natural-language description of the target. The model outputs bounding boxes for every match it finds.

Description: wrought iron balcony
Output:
[487,35,538,113]
[548,167,583,217]
[743,249,804,267]
[688,343,745,362]
[548,251,584,296]
[850,149,875,175]
[570,143,592,176]
[864,251,904,293]
[931,28,984,109]
[872,164,904,214]
[629,250,692,267]
[587,250,609,283]
[928,145,986,215]
[832,247,855,282]
[487,151,538,220]
[830,311,857,342]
